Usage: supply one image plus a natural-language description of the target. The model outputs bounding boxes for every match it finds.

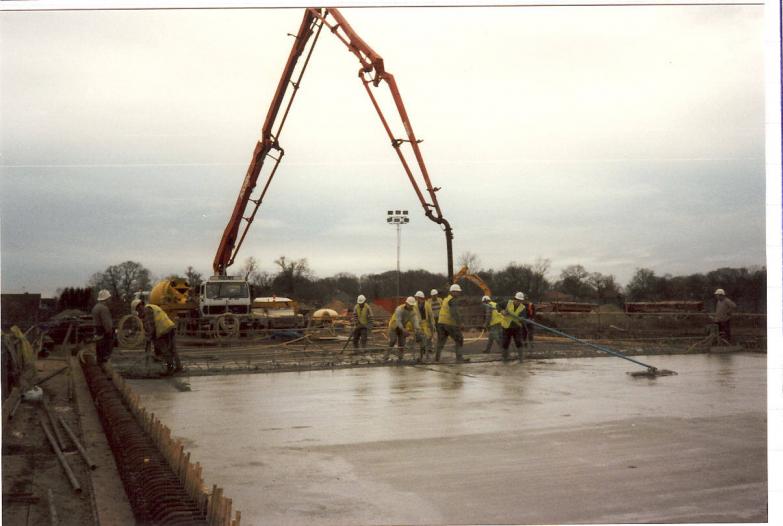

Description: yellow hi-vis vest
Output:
[147,304,175,338]
[414,301,434,337]
[388,305,419,331]
[488,301,504,326]
[438,295,457,326]
[501,300,526,329]
[354,303,371,326]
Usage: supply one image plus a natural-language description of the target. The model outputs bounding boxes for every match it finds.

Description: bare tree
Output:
[184,266,204,289]
[273,256,312,295]
[457,251,482,273]
[238,257,259,282]
[89,261,152,301]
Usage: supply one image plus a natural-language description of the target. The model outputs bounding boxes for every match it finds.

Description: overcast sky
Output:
[0,2,769,297]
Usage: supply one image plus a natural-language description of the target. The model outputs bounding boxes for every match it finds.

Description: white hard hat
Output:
[481,295,491,302]
[430,289,439,296]
[449,284,462,293]
[714,288,725,296]
[97,289,111,302]
[514,292,525,301]
[130,299,142,312]
[405,296,416,306]
[414,291,425,298]
[357,294,366,304]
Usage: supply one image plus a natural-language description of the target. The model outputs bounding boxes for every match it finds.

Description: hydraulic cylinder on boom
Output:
[212,7,455,281]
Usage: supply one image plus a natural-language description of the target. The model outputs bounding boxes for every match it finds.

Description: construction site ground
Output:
[127,352,767,525]
[107,324,765,378]
[2,326,767,525]
[2,354,133,526]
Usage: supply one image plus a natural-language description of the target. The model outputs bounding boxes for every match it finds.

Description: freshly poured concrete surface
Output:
[130,353,767,525]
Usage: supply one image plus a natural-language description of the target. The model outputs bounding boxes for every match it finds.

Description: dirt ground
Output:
[2,352,96,526]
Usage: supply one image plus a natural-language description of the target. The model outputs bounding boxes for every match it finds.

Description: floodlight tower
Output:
[387,210,409,305]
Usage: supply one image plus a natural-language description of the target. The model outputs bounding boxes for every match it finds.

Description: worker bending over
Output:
[91,289,114,365]
[414,290,436,362]
[133,299,182,375]
[436,284,466,363]
[481,295,504,354]
[385,296,423,362]
[351,294,373,351]
[501,292,529,362]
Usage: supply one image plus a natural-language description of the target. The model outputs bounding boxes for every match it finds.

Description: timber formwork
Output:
[81,361,240,525]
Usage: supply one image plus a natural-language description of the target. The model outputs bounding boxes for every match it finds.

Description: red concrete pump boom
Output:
[213,7,455,281]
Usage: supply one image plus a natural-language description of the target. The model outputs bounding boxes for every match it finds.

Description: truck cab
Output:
[198,276,251,318]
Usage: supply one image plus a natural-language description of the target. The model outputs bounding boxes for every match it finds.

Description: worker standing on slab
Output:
[91,289,114,365]
[435,284,466,363]
[134,299,182,375]
[414,290,435,362]
[427,289,442,322]
[351,295,373,351]
[713,288,737,343]
[481,295,504,354]
[384,296,422,362]
[501,292,529,362]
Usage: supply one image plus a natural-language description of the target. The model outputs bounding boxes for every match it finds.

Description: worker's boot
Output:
[517,348,524,363]
[455,348,468,363]
[502,348,510,362]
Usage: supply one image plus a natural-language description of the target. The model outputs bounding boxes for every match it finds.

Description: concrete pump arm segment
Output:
[212,7,455,281]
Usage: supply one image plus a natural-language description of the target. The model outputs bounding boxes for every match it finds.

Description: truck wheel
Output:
[215,314,240,340]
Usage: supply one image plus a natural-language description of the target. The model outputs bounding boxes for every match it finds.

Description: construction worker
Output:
[427,289,442,322]
[385,296,422,362]
[501,292,529,362]
[91,289,114,365]
[134,299,182,375]
[481,295,504,354]
[351,294,373,351]
[436,284,466,363]
[414,290,436,361]
[713,288,737,343]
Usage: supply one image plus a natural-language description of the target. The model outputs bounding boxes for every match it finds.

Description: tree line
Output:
[72,256,767,314]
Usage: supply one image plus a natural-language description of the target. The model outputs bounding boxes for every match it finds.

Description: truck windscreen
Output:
[206,282,249,299]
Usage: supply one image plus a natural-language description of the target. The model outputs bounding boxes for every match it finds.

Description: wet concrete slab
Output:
[129,352,767,525]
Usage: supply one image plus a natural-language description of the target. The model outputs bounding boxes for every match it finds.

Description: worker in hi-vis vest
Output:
[384,296,423,362]
[501,292,529,362]
[413,290,436,361]
[435,284,466,363]
[133,298,182,375]
[351,294,373,351]
[481,295,504,354]
[426,288,442,322]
